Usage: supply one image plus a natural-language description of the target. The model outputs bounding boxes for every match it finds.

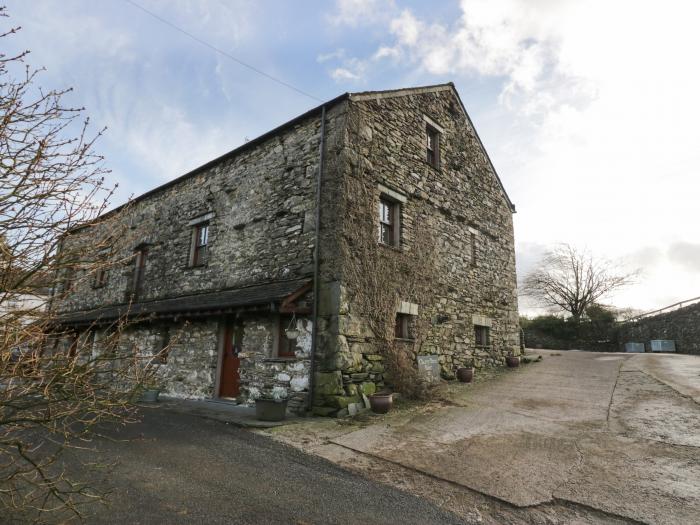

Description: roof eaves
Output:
[348,82,453,102]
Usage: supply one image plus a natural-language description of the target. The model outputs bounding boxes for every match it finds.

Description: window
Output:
[154,327,171,364]
[94,268,108,288]
[379,198,400,247]
[131,248,147,300]
[63,267,75,293]
[395,313,415,340]
[190,222,209,266]
[475,325,490,347]
[426,125,440,168]
[278,316,297,358]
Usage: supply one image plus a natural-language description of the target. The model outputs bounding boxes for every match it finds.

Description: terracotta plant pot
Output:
[505,356,520,368]
[368,393,393,414]
[255,398,288,421]
[456,367,474,383]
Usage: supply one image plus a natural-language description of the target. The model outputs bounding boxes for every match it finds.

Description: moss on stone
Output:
[360,382,376,396]
[314,371,344,396]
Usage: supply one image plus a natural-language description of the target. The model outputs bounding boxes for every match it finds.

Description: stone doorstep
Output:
[155,396,313,429]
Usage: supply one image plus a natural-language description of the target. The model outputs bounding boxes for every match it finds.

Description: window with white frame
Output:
[190,222,209,266]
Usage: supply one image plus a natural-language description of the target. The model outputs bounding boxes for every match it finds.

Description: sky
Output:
[3,0,700,315]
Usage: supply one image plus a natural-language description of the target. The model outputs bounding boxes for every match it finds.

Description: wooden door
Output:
[219,322,241,398]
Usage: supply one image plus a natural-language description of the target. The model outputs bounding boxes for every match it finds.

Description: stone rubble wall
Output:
[237,316,312,413]
[618,301,700,354]
[54,105,347,313]
[66,314,313,413]
[53,104,345,413]
[312,87,520,415]
[54,85,520,417]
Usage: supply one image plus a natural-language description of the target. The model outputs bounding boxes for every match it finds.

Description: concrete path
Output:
[332,350,700,525]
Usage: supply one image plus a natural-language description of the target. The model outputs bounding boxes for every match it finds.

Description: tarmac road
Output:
[59,408,465,525]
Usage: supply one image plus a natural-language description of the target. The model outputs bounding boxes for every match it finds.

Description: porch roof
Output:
[56,278,311,326]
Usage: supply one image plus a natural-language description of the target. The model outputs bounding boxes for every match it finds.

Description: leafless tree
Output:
[521,244,636,324]
[0,11,155,522]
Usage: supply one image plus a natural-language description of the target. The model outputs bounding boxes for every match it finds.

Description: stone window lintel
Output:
[187,211,215,227]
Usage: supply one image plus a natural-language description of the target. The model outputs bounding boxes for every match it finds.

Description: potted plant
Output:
[456,360,474,383]
[505,352,520,368]
[368,391,393,414]
[254,392,289,422]
[284,314,300,340]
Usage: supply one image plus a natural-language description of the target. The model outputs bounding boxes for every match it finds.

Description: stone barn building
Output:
[53,83,520,416]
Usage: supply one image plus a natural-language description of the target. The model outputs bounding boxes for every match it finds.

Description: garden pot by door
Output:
[219,322,241,398]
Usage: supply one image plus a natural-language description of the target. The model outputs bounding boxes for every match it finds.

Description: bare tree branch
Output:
[0,10,151,522]
[521,243,637,323]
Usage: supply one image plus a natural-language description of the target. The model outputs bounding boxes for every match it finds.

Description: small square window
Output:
[475,325,490,347]
[426,125,440,168]
[191,223,209,266]
[379,198,400,247]
[395,313,415,340]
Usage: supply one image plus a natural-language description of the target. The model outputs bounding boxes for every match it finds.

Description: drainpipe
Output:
[306,105,326,413]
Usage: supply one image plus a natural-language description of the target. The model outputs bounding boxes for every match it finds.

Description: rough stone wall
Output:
[51,103,346,411]
[52,85,519,416]
[315,86,519,412]
[238,316,312,413]
[618,302,700,354]
[54,106,346,313]
[101,320,219,399]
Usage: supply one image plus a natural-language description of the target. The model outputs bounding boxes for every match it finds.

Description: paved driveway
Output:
[332,351,700,525]
[62,409,465,524]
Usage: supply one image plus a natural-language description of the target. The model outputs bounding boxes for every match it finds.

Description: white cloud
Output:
[350,0,700,311]
[331,67,362,82]
[372,45,401,61]
[329,0,396,27]
[317,49,346,63]
[668,243,700,273]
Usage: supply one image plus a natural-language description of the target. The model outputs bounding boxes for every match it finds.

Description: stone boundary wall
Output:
[523,330,616,352]
[617,301,700,354]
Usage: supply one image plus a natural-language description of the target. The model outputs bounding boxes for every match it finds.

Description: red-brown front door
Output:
[219,323,240,398]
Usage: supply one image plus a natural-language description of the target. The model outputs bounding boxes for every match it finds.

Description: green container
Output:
[141,389,160,403]
[255,398,288,421]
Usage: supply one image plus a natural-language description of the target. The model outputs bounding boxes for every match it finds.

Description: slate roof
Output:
[56,279,310,326]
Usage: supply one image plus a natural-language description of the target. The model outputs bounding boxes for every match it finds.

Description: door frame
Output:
[215,315,243,399]
[213,318,226,398]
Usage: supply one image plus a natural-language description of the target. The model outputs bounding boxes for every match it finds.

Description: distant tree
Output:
[584,304,616,324]
[522,314,576,341]
[521,244,636,325]
[614,306,646,322]
[0,11,153,521]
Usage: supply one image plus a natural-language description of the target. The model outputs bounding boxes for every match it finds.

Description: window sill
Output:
[475,345,492,350]
[422,160,442,172]
[264,357,298,363]
[183,263,208,270]
[378,242,402,252]
[395,337,416,343]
